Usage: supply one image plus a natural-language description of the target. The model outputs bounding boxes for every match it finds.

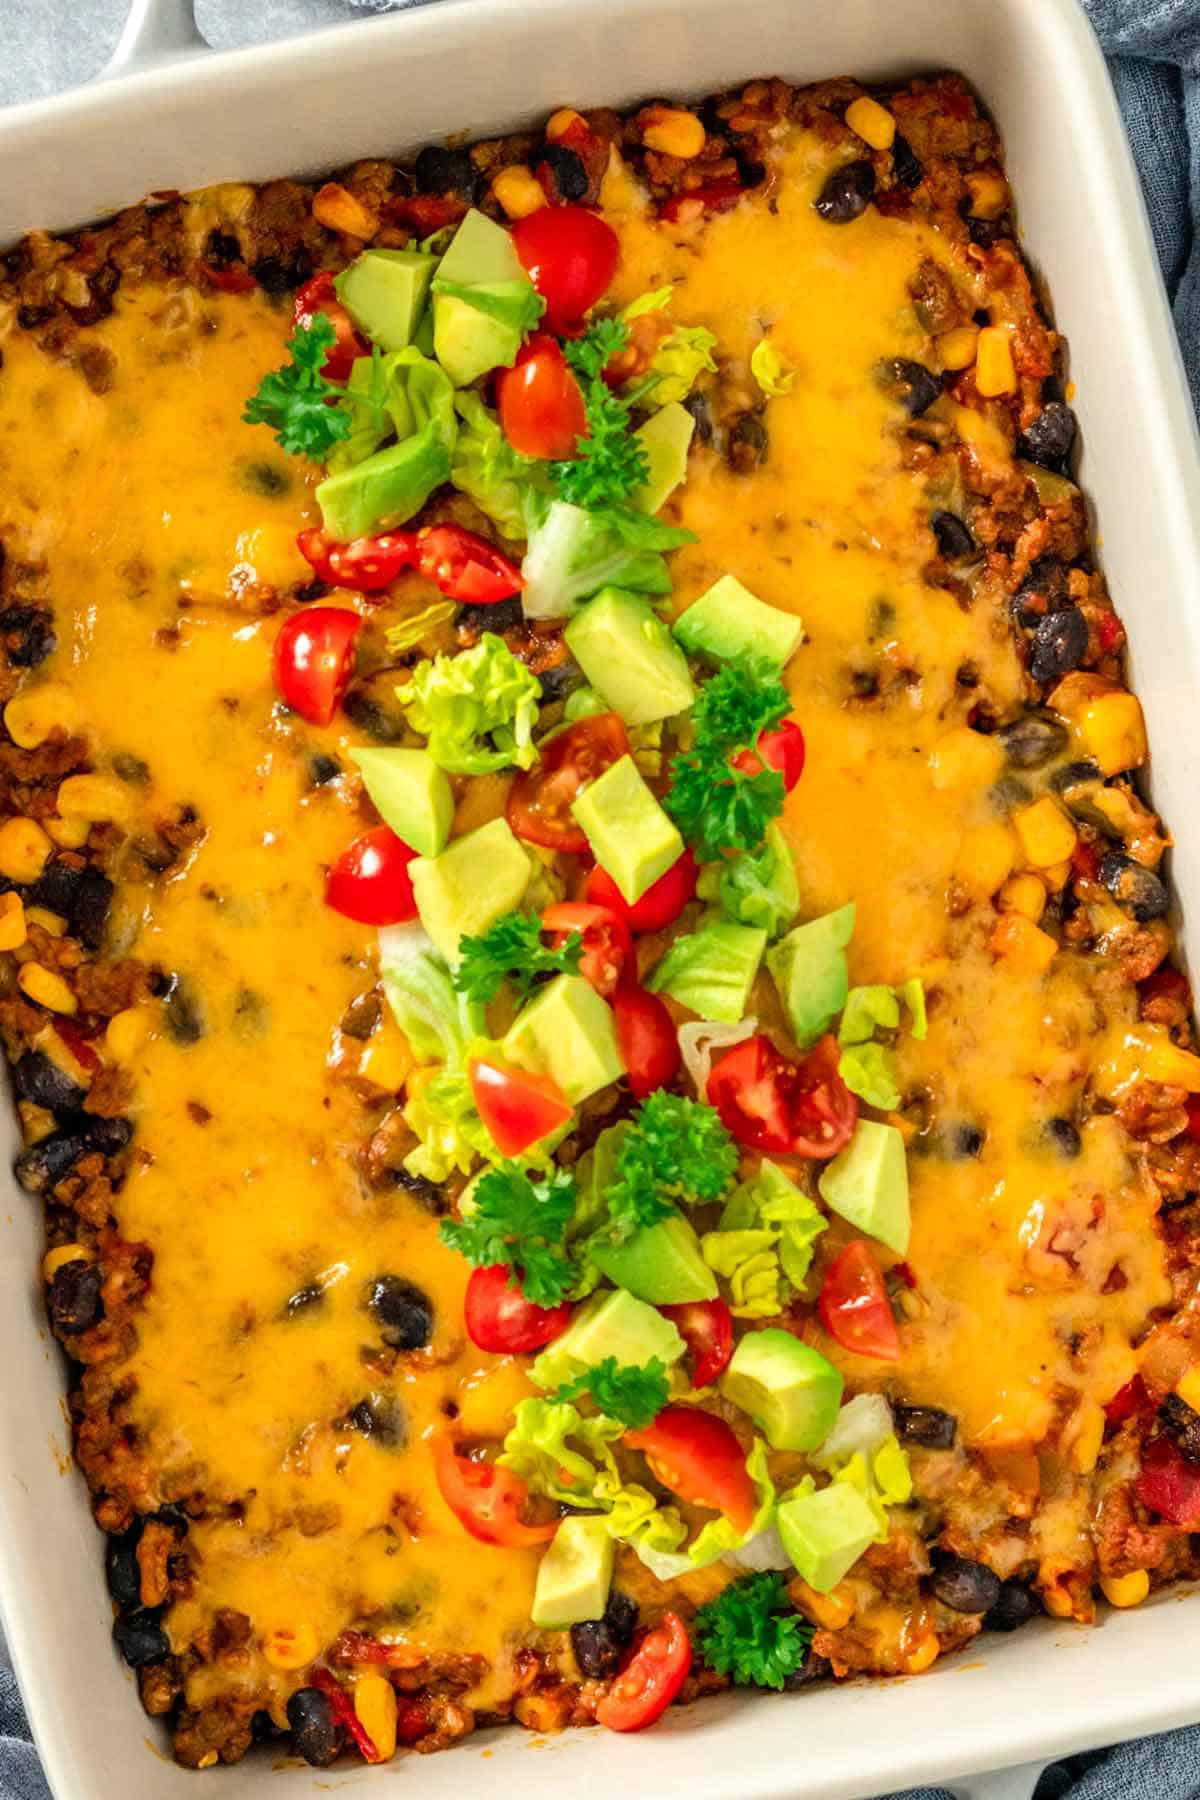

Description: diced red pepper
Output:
[660,181,747,223]
[1103,1374,1154,1424]
[1070,841,1100,882]
[1136,1433,1200,1525]
[387,193,466,235]
[200,263,257,294]
[395,1698,431,1745]
[309,1667,379,1762]
[1095,611,1125,654]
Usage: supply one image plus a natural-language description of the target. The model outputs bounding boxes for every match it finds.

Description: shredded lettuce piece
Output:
[700,1229,782,1317]
[720,1159,827,1291]
[399,633,541,775]
[644,325,718,407]
[632,1438,776,1580]
[750,339,796,399]
[402,1065,496,1183]
[621,286,675,321]
[450,391,542,538]
[836,978,926,1111]
[377,922,484,1065]
[696,823,800,939]
[520,493,694,620]
[383,599,456,658]
[327,347,393,473]
[498,1399,624,1505]
[594,1475,688,1556]
[808,1395,913,1541]
[837,1041,899,1110]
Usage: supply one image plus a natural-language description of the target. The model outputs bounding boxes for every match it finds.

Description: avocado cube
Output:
[409,817,532,962]
[776,1482,878,1593]
[589,1212,717,1305]
[564,589,696,729]
[433,290,523,389]
[570,755,685,905]
[818,1119,911,1255]
[334,249,434,352]
[350,747,453,859]
[503,973,625,1104]
[721,1329,843,1452]
[531,1515,615,1629]
[766,903,856,1048]
[530,1288,686,1391]
[317,430,452,540]
[435,208,526,287]
[673,574,804,668]
[630,402,695,515]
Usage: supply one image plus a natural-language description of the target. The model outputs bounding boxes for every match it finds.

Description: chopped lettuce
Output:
[520,495,694,620]
[750,339,796,399]
[700,1228,782,1317]
[377,922,484,1065]
[696,823,800,938]
[324,342,457,476]
[402,1065,496,1183]
[836,978,926,1112]
[721,1159,827,1291]
[808,1395,913,1542]
[327,349,393,473]
[621,286,675,322]
[632,1438,776,1580]
[643,325,718,407]
[498,1398,624,1505]
[400,633,541,774]
[450,391,542,538]
[837,1041,900,1110]
[647,913,767,1024]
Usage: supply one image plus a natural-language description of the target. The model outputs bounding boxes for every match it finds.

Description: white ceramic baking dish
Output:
[2,0,1200,1795]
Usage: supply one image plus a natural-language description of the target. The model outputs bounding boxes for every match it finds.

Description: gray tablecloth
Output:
[2,1,1199,1795]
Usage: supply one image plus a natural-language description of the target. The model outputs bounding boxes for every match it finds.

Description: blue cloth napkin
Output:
[0,2,1199,1796]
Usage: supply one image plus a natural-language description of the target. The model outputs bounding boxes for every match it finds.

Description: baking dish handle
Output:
[98,0,207,81]
[950,1761,1047,1800]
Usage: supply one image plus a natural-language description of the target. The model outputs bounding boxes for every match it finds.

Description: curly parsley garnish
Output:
[551,1356,670,1429]
[440,1163,578,1307]
[242,317,351,459]
[551,318,650,510]
[606,1091,739,1239]
[665,655,792,860]
[693,1572,813,1690]
[453,910,583,1006]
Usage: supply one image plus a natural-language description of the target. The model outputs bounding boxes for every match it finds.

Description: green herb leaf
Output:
[664,655,792,860]
[242,317,352,459]
[551,318,651,511]
[453,910,583,1004]
[440,1163,579,1306]
[693,1572,813,1690]
[606,1090,739,1239]
[551,1356,670,1429]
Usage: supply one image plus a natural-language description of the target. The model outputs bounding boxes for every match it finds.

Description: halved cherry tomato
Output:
[595,1612,691,1734]
[707,1033,857,1159]
[464,1264,572,1355]
[430,1433,557,1547]
[1136,1433,1200,1525]
[507,712,631,852]
[412,525,524,604]
[511,206,620,335]
[296,527,340,585]
[327,533,415,592]
[272,605,362,726]
[326,826,418,926]
[612,987,680,1098]
[731,719,806,792]
[469,1056,573,1157]
[661,181,747,223]
[542,901,632,999]
[292,271,366,381]
[818,1240,901,1363]
[625,1405,756,1532]
[659,1298,733,1388]
[496,333,587,459]
[585,848,698,933]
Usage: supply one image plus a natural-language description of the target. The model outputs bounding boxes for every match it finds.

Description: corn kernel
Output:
[642,109,707,160]
[1079,692,1147,777]
[1141,1033,1200,1092]
[966,168,1009,221]
[928,726,1004,793]
[998,873,1046,921]
[106,1006,150,1063]
[1013,796,1078,869]
[904,1634,940,1675]
[546,108,586,141]
[1101,1570,1149,1609]
[262,1622,319,1671]
[354,1672,398,1762]
[491,165,547,221]
[975,325,1017,397]
[1042,1583,1076,1619]
[936,325,979,372]
[25,907,66,938]
[990,912,1058,973]
[18,963,78,1015]
[4,681,79,750]
[1175,1366,1200,1413]
[955,822,1016,898]
[358,1023,414,1093]
[0,891,26,951]
[45,816,90,849]
[0,817,52,884]
[1042,859,1072,893]
[786,1576,855,1630]
[42,1243,92,1282]
[18,1102,54,1144]
[311,181,379,241]
[1069,1400,1105,1473]
[56,774,131,824]
[845,95,896,151]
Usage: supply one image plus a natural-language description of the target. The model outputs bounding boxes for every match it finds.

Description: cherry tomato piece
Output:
[296,527,340,585]
[327,533,416,592]
[707,1033,857,1159]
[326,826,418,926]
[585,848,698,933]
[659,1298,734,1388]
[612,987,680,1098]
[430,1435,557,1547]
[413,525,524,604]
[818,1239,901,1363]
[272,606,362,726]
[625,1405,757,1532]
[496,333,588,459]
[595,1612,691,1734]
[511,206,620,335]
[541,901,632,999]
[464,1265,572,1355]
[507,713,631,852]
[469,1057,573,1158]
[731,719,806,792]
[1136,1433,1200,1525]
[292,271,366,381]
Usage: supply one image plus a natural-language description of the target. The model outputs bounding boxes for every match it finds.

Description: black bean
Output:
[735,155,767,190]
[727,410,769,470]
[70,869,114,951]
[1019,401,1077,472]
[571,1590,638,1678]
[15,1127,92,1194]
[348,1392,407,1448]
[111,752,150,785]
[1045,1117,1082,1158]
[250,254,311,297]
[25,861,83,919]
[868,597,897,641]
[341,686,407,744]
[998,711,1069,770]
[1052,758,1103,797]
[1018,555,1070,605]
[16,305,52,332]
[989,773,1032,815]
[948,1123,986,1160]
[89,1116,133,1158]
[457,596,523,638]
[287,1688,339,1767]
[308,753,341,788]
[205,229,241,268]
[239,459,292,498]
[538,660,581,704]
[931,1553,1000,1615]
[984,1578,1041,1633]
[930,510,974,561]
[340,992,382,1040]
[395,1167,447,1215]
[285,1283,325,1319]
[105,1530,142,1610]
[414,144,480,200]
[536,143,588,202]
[1,606,56,669]
[14,1050,86,1113]
[783,1646,833,1689]
[366,1274,434,1351]
[48,1260,102,1334]
[682,388,714,446]
[1159,1394,1200,1465]
[891,134,923,188]
[968,218,1005,249]
[113,1610,170,1668]
[1029,606,1087,685]
[814,160,875,224]
[882,358,939,418]
[163,975,205,1045]
[893,1403,957,1450]
[1098,853,1169,922]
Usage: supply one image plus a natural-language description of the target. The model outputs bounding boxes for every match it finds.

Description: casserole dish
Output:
[2,0,1200,1796]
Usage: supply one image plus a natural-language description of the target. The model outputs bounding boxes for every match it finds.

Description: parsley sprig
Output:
[551,318,650,510]
[440,1163,578,1307]
[552,1356,669,1429]
[693,1573,813,1690]
[242,317,351,459]
[665,655,792,860]
[606,1091,739,1240]
[453,910,583,1006]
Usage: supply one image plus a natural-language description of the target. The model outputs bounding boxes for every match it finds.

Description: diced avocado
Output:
[776,1482,878,1593]
[334,249,434,352]
[503,974,625,1105]
[350,747,453,859]
[433,291,524,389]
[564,588,696,728]
[766,903,856,1049]
[647,914,767,1024]
[630,402,695,514]
[531,1516,614,1629]
[721,1329,843,1452]
[530,1288,686,1391]
[818,1119,910,1255]
[435,208,525,288]
[590,1212,718,1305]
[431,212,538,387]
[316,430,451,540]
[570,755,685,905]
[409,817,532,961]
[673,574,804,668]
